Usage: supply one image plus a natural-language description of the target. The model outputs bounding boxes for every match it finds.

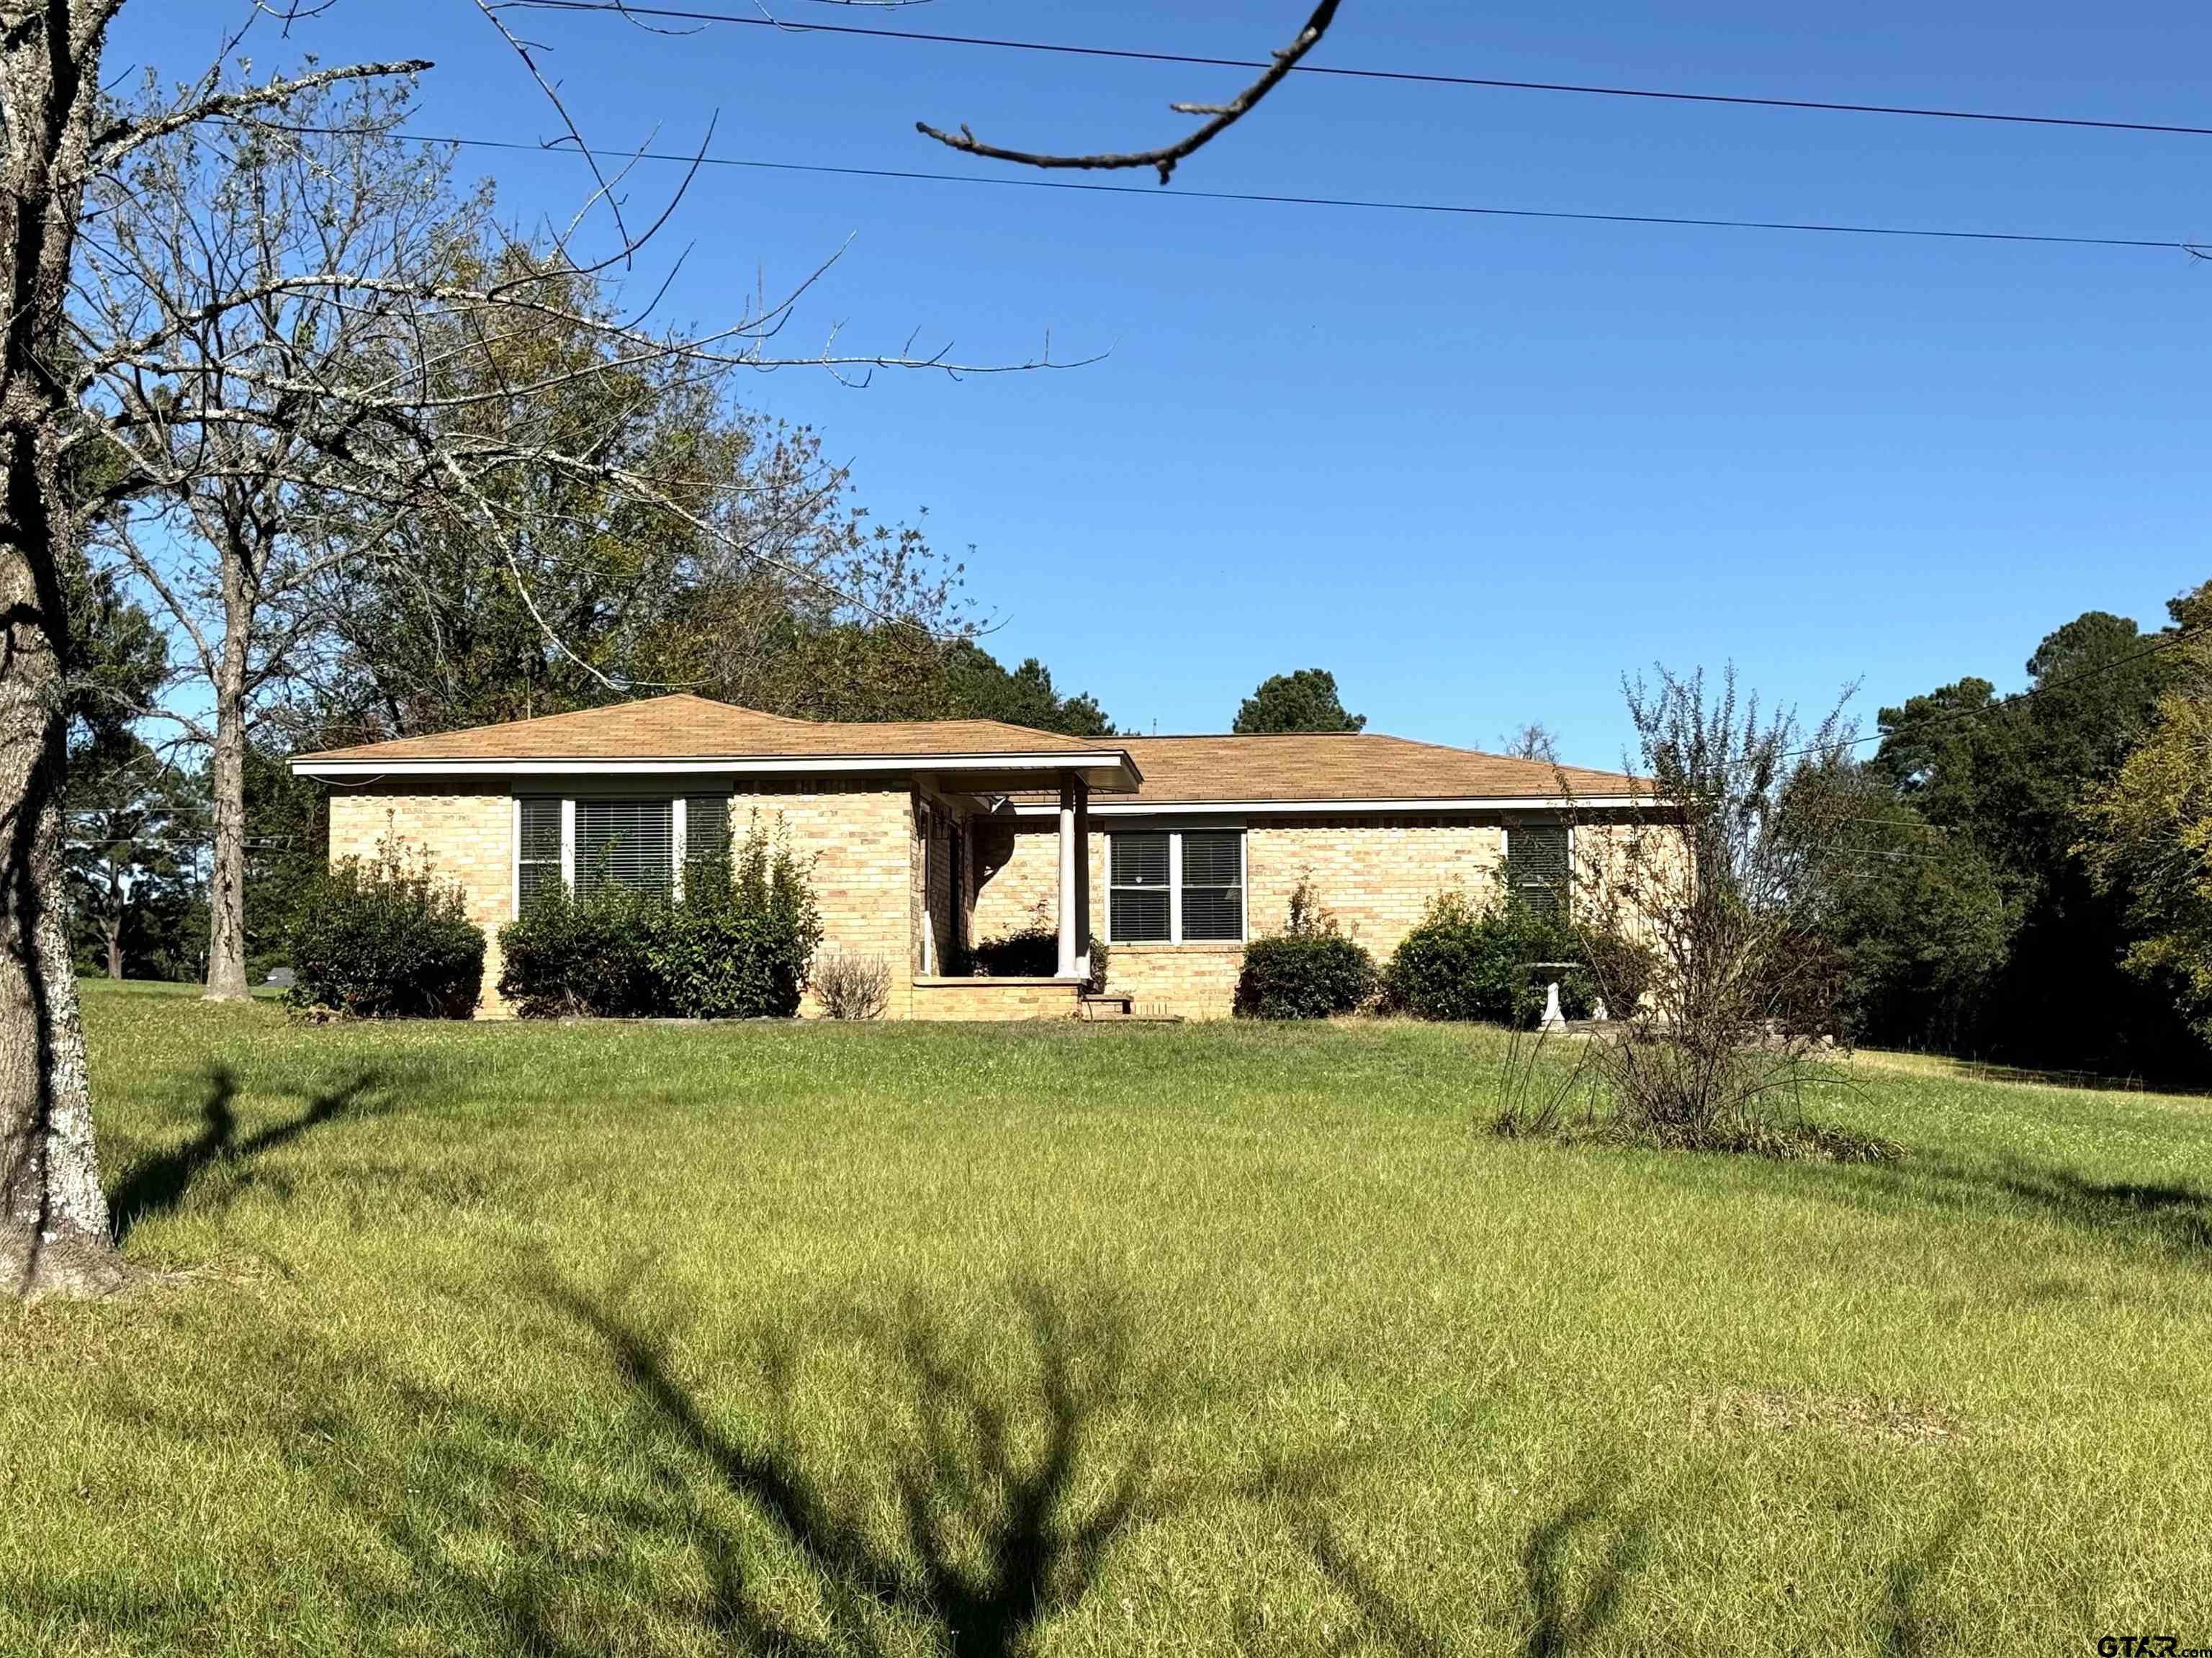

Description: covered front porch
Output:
[914,772,1102,1004]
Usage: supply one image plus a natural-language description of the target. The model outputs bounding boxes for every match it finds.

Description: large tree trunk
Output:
[0,5,125,1296]
[203,572,253,1001]
[0,519,113,1294]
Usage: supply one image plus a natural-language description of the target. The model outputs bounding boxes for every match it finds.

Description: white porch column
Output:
[1057,777,1079,979]
[1073,780,1092,983]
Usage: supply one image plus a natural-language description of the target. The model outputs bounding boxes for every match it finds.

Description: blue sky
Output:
[116,1,2212,767]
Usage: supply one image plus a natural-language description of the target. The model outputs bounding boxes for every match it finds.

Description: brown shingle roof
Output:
[294,693,1115,763]
[294,695,1638,803]
[1107,731,1639,803]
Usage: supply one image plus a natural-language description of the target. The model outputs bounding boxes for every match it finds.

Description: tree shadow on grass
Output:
[1984,1163,2212,1256]
[1515,1483,1647,1658]
[106,1061,384,1240]
[1878,1500,1975,1658]
[342,1274,1195,1658]
[1655,1140,2212,1267]
[1287,1474,1645,1657]
[566,1276,1180,1658]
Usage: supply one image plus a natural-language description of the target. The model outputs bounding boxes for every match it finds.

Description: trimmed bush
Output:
[496,879,660,1019]
[1382,887,1593,1026]
[1233,880,1377,1019]
[1234,929,1377,1019]
[1581,927,1658,1019]
[287,848,485,1019]
[498,822,821,1019]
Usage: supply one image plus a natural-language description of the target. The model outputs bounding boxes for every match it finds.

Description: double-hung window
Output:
[1108,829,1244,944]
[516,794,733,903]
[577,799,674,896]
[518,797,564,904]
[1506,823,1570,919]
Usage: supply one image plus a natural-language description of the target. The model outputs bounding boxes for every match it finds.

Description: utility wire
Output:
[509,0,2212,144]
[392,132,2201,254]
[1760,621,2209,769]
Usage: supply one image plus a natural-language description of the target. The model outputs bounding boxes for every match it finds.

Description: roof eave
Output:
[287,748,1143,792]
[1006,793,1646,816]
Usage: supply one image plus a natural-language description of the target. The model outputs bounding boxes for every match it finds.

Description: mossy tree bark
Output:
[0,0,124,1296]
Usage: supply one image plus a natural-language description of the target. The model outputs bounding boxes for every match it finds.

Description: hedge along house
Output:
[287,693,1647,1020]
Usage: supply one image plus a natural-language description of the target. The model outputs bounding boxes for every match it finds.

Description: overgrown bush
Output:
[1381,885,1591,1026]
[648,837,821,1018]
[1571,667,1863,1151]
[496,878,660,1019]
[966,923,1110,994]
[814,951,891,1019]
[1233,880,1377,1019]
[287,847,484,1019]
[498,824,821,1019]
[1493,665,1886,1162]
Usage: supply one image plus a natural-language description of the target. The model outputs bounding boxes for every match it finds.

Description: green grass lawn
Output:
[6,981,2211,1655]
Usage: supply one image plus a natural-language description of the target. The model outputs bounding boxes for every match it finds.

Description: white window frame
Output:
[1106,826,1247,945]
[515,791,733,901]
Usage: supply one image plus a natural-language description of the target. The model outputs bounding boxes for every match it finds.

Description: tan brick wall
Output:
[322,784,1644,1024]
[968,814,1506,1019]
[909,976,1080,1022]
[1102,943,1244,1019]
[730,785,915,1019]
[327,780,917,1019]
[1246,816,1503,954]
[328,788,516,1017]
[971,817,1058,942]
[1570,819,1692,960]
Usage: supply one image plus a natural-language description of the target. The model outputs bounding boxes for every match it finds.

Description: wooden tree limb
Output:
[90,58,433,166]
[917,0,1341,184]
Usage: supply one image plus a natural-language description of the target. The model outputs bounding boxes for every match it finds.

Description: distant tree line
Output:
[1812,582,2212,1081]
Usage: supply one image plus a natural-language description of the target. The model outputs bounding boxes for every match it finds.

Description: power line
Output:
[510,0,2212,144]
[394,132,2198,254]
[1766,621,2207,769]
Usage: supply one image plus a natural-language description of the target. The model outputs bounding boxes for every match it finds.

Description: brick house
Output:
[288,693,1647,1020]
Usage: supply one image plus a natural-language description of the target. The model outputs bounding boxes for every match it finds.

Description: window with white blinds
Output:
[515,795,742,902]
[1507,823,1570,920]
[575,799,675,896]
[517,798,562,904]
[1179,830,1244,942]
[1109,832,1171,942]
[1107,829,1244,945]
[684,795,732,876]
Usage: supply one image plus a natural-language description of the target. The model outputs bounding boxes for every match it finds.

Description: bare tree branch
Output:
[917,0,1341,184]
[90,58,431,166]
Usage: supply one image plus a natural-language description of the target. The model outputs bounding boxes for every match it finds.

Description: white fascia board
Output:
[1006,795,1642,819]
[288,750,1138,783]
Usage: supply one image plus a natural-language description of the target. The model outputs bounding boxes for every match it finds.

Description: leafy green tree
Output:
[943,642,1112,734]
[1806,767,2010,1051]
[241,743,330,982]
[2077,582,2212,1045]
[65,745,201,982]
[1233,669,1364,734]
[302,240,747,739]
[1861,604,2197,1073]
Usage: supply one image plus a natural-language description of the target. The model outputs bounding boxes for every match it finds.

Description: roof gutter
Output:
[1005,793,1645,817]
[287,749,1143,787]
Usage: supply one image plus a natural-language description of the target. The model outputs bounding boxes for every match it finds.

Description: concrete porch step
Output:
[1079,994,1183,1024]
